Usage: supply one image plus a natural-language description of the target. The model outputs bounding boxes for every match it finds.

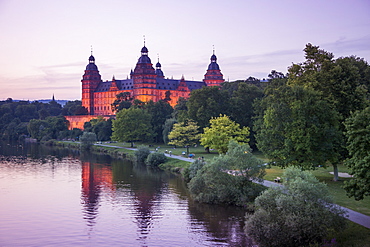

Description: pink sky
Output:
[0,0,369,101]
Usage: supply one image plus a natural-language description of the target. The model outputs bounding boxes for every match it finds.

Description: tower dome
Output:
[211,54,217,62]
[138,45,151,64]
[141,46,148,55]
[86,55,98,70]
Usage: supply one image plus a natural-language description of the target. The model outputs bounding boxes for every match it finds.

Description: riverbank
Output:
[52,140,370,246]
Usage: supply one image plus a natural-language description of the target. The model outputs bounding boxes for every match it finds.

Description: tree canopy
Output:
[112,107,153,147]
[187,86,230,129]
[168,120,200,154]
[254,83,343,180]
[188,140,265,206]
[245,167,347,247]
[200,114,250,154]
[344,106,370,200]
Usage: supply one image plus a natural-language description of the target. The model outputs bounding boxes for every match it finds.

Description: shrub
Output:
[244,167,347,247]
[80,132,97,151]
[145,152,167,167]
[188,140,266,206]
[135,145,151,163]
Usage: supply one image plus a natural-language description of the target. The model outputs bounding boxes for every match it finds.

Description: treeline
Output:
[0,99,86,141]
[111,43,370,201]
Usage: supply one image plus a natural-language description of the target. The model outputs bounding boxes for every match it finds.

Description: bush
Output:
[80,132,97,151]
[145,152,167,167]
[244,167,347,247]
[135,145,151,163]
[188,140,266,206]
[183,158,206,183]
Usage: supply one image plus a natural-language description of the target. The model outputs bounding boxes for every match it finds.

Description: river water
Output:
[0,142,253,246]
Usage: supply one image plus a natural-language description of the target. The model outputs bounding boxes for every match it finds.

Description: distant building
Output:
[66,44,224,129]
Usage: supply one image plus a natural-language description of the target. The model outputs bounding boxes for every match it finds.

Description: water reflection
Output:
[0,141,252,246]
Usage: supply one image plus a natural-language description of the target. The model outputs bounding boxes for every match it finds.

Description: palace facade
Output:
[66,44,224,129]
[82,44,224,114]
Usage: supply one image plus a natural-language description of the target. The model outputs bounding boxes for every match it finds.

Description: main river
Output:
[0,142,253,246]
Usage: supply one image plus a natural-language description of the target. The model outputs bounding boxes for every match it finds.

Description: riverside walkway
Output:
[96,143,370,229]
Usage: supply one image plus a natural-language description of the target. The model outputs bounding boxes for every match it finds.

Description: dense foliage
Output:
[188,141,265,206]
[112,107,153,147]
[168,120,200,154]
[344,107,370,200]
[0,99,89,141]
[200,114,250,154]
[145,152,167,167]
[245,167,347,247]
[134,145,151,163]
[80,132,97,150]
[254,44,370,182]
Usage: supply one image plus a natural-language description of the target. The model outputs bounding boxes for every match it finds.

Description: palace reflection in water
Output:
[0,141,253,246]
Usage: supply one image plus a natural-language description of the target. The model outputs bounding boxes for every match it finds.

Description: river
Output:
[0,141,253,246]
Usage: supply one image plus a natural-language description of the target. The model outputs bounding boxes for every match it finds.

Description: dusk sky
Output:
[0,0,369,101]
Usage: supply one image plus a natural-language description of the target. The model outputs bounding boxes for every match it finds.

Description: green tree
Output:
[187,86,230,129]
[288,43,369,120]
[146,100,173,143]
[93,119,112,141]
[172,97,188,123]
[111,92,133,113]
[135,145,151,163]
[61,100,88,116]
[245,167,347,247]
[112,107,153,147]
[200,114,250,154]
[80,132,97,151]
[145,152,167,167]
[344,107,370,200]
[27,116,68,141]
[168,120,200,154]
[162,118,177,144]
[188,140,265,206]
[254,83,343,181]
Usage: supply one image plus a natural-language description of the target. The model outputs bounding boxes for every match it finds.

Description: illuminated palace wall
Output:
[66,44,224,130]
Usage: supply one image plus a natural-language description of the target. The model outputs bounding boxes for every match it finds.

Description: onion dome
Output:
[211,54,217,62]
[141,46,148,55]
[86,55,98,70]
[138,45,151,63]
[156,61,161,68]
[208,47,219,69]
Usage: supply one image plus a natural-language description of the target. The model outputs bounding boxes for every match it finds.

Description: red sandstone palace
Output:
[66,44,224,129]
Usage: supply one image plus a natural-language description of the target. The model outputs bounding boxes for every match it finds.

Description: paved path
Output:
[96,144,196,162]
[96,143,370,229]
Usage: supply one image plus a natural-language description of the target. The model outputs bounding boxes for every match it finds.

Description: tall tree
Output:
[200,114,250,154]
[343,107,370,200]
[288,43,369,120]
[111,92,133,113]
[187,86,230,129]
[254,84,343,180]
[112,107,153,147]
[228,82,263,149]
[168,120,200,154]
[172,97,188,123]
[146,100,173,143]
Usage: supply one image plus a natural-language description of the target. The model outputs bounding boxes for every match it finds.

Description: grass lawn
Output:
[263,163,370,216]
[100,141,220,160]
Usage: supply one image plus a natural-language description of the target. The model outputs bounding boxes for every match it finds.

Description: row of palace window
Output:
[94,105,111,111]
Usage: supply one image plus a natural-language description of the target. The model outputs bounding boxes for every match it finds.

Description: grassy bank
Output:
[264,164,370,216]
[54,140,370,246]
